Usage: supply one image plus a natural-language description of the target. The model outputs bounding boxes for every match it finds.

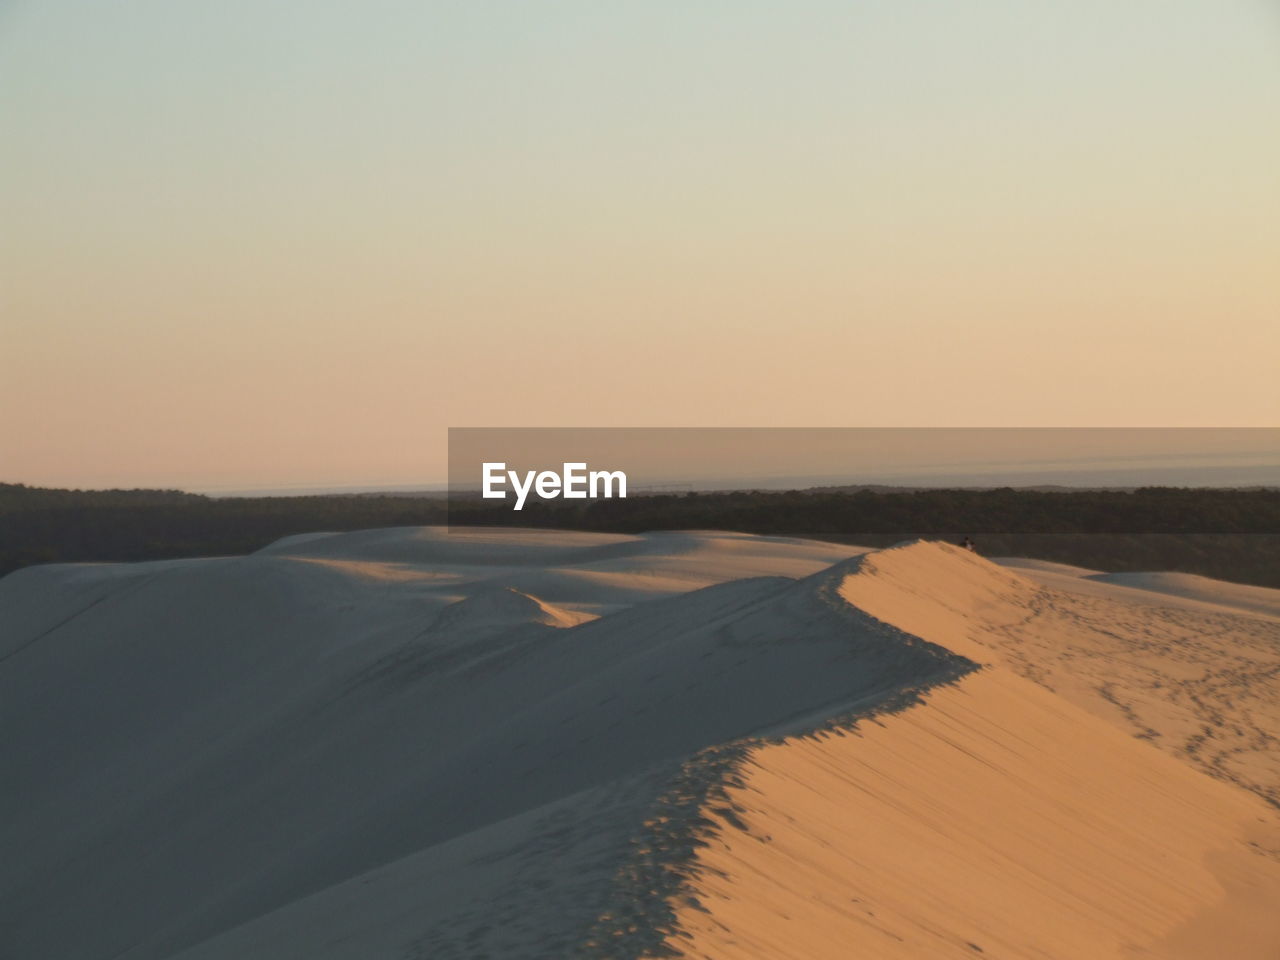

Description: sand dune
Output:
[1,529,1277,959]
[851,542,1280,806]
[991,556,1102,578]
[662,670,1280,960]
[1084,571,1280,620]
[994,558,1280,621]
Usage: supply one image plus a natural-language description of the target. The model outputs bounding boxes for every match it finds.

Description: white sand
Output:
[0,529,1276,959]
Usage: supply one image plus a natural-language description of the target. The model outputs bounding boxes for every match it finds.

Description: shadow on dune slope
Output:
[0,536,970,960]
[4,535,1277,959]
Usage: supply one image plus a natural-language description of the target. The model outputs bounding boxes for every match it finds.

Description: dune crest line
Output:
[2,530,1278,958]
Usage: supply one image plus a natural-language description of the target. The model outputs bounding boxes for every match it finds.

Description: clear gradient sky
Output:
[3,2,1278,491]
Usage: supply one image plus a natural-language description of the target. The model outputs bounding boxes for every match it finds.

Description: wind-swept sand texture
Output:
[852,543,1280,806]
[1,529,1277,959]
[658,670,1280,960]
[1083,571,1280,620]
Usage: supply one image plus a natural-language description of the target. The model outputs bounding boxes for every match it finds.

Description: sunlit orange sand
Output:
[663,670,1280,960]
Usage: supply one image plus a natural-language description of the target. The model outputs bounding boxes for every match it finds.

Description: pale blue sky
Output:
[3,2,1277,489]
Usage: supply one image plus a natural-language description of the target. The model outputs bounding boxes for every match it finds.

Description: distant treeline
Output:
[457,486,1279,536]
[0,483,447,576]
[1,482,1277,586]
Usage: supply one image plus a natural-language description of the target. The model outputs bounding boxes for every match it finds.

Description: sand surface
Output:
[1,528,1277,959]
[663,670,1280,960]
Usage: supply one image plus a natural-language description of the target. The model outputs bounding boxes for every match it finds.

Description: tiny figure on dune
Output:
[959,536,976,553]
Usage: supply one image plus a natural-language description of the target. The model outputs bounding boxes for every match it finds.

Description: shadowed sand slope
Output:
[0,531,955,960]
[1,531,1277,959]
